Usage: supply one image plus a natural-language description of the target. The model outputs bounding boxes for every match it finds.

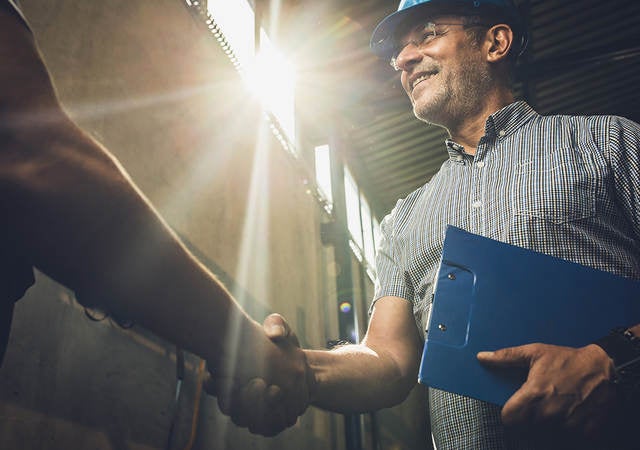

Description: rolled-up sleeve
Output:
[370,202,413,312]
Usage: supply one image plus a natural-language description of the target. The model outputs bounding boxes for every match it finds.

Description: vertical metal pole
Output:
[327,130,363,450]
[328,135,357,344]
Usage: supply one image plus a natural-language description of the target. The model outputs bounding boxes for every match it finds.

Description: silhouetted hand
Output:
[204,314,311,436]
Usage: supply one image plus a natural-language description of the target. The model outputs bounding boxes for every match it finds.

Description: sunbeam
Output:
[208,116,273,445]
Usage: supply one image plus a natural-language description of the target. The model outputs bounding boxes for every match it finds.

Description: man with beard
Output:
[0,0,310,436]
[227,0,640,447]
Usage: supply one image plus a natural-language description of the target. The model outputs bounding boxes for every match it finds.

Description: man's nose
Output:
[394,43,423,72]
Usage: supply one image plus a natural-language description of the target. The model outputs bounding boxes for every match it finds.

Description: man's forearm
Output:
[305,344,418,413]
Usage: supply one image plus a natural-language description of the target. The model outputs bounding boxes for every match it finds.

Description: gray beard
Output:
[413,60,493,131]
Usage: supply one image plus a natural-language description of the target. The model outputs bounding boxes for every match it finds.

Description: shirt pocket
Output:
[512,146,596,224]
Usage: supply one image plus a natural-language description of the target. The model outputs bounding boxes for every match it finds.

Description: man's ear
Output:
[485,24,513,63]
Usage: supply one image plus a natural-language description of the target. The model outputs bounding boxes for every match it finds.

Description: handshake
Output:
[203,313,315,437]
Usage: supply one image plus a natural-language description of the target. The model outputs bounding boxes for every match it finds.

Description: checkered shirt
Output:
[373,101,640,449]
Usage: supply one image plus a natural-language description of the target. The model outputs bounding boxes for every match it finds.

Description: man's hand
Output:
[204,313,311,436]
[478,343,619,441]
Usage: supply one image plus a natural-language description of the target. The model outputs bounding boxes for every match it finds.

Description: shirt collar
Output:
[484,101,538,139]
[444,101,539,160]
[445,139,466,161]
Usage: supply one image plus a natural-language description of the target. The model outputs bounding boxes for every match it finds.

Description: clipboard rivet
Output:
[438,324,447,331]
[447,273,456,280]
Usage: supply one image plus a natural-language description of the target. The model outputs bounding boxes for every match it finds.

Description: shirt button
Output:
[498,130,507,137]
[476,161,485,168]
[472,200,482,208]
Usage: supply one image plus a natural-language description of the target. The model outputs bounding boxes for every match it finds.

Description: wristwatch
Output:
[594,327,640,397]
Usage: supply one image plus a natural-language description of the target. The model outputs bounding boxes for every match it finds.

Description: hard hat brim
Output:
[370,2,438,60]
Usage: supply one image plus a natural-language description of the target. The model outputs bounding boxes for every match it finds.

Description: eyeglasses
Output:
[389,21,487,71]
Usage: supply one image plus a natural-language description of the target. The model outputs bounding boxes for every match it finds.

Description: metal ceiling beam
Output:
[518,44,640,82]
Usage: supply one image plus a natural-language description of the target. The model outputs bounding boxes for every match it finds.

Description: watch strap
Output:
[594,327,640,371]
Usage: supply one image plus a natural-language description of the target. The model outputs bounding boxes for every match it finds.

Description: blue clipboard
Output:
[418,226,640,405]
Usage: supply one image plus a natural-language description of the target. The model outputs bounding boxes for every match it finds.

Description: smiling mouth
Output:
[411,71,437,91]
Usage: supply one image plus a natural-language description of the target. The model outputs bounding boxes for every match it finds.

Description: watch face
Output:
[601,330,640,394]
[595,329,640,370]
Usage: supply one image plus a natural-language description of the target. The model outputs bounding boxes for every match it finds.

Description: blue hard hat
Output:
[370,0,525,59]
